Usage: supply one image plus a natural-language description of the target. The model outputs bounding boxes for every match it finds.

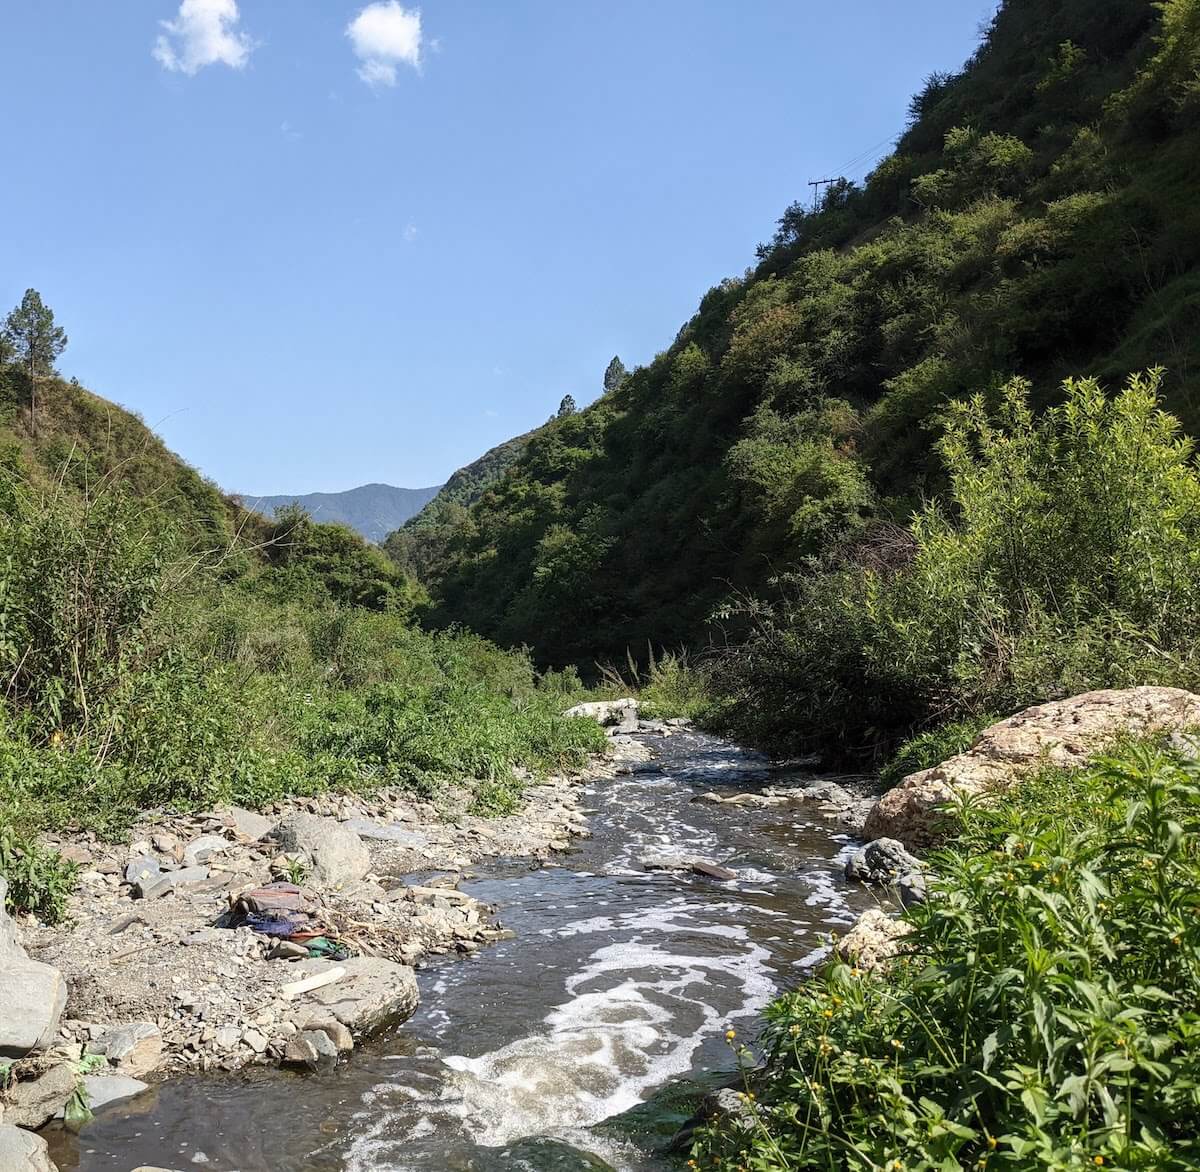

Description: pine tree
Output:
[603,355,627,393]
[2,290,68,438]
[557,394,577,418]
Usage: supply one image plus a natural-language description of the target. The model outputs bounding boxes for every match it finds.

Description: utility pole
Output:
[808,178,836,210]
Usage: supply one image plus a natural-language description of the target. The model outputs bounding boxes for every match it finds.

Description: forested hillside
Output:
[418,0,1200,694]
[383,428,535,581]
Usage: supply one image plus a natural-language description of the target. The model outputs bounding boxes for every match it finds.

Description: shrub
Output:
[714,371,1200,760]
[694,742,1200,1169]
[880,711,1000,788]
[0,824,77,923]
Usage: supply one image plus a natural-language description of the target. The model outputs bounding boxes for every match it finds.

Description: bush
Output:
[880,712,1000,788]
[694,742,1200,1169]
[0,824,76,923]
[714,371,1200,761]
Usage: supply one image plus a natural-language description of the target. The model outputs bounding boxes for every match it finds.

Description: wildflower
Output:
[988,1136,997,1150]
[725,1028,737,1042]
[890,1038,904,1050]
[789,1024,801,1036]
[1172,934,1182,946]
[1094,1157,1104,1166]
[823,1008,834,1019]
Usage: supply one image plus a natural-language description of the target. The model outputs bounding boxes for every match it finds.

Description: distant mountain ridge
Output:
[242,482,441,543]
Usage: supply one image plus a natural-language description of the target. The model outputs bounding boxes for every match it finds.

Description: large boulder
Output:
[285,957,419,1034]
[563,698,639,735]
[272,813,370,888]
[0,879,68,1059]
[0,1124,57,1172]
[864,687,1200,847]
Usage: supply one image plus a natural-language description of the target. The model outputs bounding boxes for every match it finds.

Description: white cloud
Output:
[403,222,419,243]
[153,0,254,75]
[346,2,422,87]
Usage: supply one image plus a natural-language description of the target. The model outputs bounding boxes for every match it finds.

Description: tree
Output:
[602,355,627,393]
[557,394,577,418]
[3,290,68,438]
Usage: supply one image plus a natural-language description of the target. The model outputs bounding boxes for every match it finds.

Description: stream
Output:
[45,729,874,1172]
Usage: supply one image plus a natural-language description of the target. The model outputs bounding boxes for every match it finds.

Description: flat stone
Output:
[287,957,419,1034]
[213,1026,242,1050]
[182,835,229,867]
[241,1029,269,1054]
[78,1074,149,1112]
[691,861,737,881]
[341,818,430,847]
[0,1124,57,1172]
[226,806,274,841]
[124,856,162,886]
[137,866,210,900]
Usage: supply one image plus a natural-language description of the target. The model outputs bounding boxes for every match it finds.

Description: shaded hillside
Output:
[383,429,534,580]
[419,0,1200,667]
[242,482,441,544]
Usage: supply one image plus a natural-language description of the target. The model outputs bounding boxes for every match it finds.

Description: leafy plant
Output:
[694,742,1200,1169]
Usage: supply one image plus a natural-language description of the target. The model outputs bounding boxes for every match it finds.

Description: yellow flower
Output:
[987,1136,997,1150]
[725,1028,737,1042]
[1093,1157,1104,1166]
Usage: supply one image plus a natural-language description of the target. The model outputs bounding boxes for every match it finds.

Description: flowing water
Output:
[45,730,874,1171]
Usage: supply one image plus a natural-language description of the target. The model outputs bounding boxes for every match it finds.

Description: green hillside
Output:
[418,0,1200,687]
[383,427,536,581]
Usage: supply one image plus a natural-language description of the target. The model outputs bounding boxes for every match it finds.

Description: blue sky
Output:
[0,1,997,495]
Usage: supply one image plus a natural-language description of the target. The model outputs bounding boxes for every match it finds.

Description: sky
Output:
[0,1,998,495]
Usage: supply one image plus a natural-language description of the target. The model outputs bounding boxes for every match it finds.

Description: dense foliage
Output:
[0,365,606,914]
[693,741,1200,1169]
[412,0,1200,708]
[711,372,1200,759]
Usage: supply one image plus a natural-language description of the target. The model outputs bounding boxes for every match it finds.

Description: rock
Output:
[864,687,1200,847]
[691,861,737,881]
[136,865,210,900]
[268,940,309,961]
[78,1073,149,1112]
[152,833,179,854]
[0,955,69,1058]
[241,1029,269,1054]
[307,1019,354,1054]
[562,698,640,735]
[642,854,734,879]
[0,1124,57,1172]
[341,818,430,846]
[834,909,913,972]
[226,806,274,841]
[898,870,928,907]
[272,814,370,888]
[124,856,162,886]
[282,1033,320,1069]
[845,837,923,886]
[213,1026,242,1051]
[287,957,419,1034]
[182,835,229,867]
[2,1063,77,1129]
[87,1021,163,1076]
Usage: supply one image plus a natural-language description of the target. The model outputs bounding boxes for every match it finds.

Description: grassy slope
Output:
[417,0,1200,668]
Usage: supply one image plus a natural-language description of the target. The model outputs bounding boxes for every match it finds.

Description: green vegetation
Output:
[407,0,1200,766]
[693,741,1200,1169]
[711,371,1200,760]
[0,290,608,916]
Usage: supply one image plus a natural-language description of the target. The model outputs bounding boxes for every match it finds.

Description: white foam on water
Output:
[343,919,776,1169]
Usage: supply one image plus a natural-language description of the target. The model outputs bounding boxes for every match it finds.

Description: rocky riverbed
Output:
[0,714,665,1167]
